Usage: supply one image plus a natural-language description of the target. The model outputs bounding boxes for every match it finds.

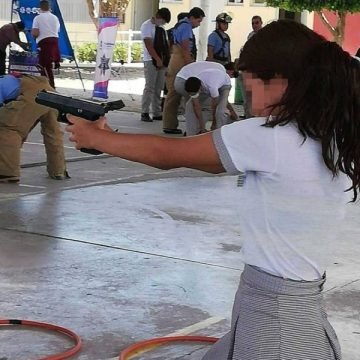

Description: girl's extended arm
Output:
[66,115,225,174]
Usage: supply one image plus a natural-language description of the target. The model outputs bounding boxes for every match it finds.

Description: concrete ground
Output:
[0,68,359,360]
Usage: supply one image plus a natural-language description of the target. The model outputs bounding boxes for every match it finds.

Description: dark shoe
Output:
[141,113,152,122]
[163,128,183,135]
[152,115,163,121]
[0,175,19,183]
[50,170,71,180]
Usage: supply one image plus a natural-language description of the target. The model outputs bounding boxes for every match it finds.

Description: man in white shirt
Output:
[140,8,171,122]
[31,0,60,88]
[175,61,237,135]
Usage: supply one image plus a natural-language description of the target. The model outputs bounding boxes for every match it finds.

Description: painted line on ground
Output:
[24,141,75,149]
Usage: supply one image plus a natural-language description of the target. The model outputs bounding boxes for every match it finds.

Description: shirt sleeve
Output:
[212,118,277,174]
[141,22,153,40]
[56,17,60,33]
[10,27,22,46]
[207,32,218,48]
[176,23,192,43]
[32,16,39,29]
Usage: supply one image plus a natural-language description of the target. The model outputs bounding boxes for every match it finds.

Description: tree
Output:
[266,0,360,45]
[85,0,132,29]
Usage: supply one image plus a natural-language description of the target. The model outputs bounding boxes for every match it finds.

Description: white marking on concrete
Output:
[24,142,74,149]
[19,184,46,189]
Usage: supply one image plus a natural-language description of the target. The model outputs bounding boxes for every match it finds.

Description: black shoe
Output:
[163,128,183,135]
[152,115,163,121]
[141,113,152,122]
[0,175,19,183]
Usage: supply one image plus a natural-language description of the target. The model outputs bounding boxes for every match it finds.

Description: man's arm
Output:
[210,97,219,130]
[206,45,215,61]
[143,38,163,68]
[31,28,39,39]
[66,116,225,174]
[180,39,193,64]
[192,98,207,133]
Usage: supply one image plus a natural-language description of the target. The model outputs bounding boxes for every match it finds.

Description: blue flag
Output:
[13,0,74,59]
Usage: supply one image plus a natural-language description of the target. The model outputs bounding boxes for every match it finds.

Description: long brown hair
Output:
[238,20,360,201]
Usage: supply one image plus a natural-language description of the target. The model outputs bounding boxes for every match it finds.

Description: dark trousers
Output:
[0,49,6,75]
[38,37,60,88]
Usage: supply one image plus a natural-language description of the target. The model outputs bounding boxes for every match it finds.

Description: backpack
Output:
[152,26,170,68]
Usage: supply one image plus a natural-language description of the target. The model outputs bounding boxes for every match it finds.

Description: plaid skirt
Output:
[202,265,341,360]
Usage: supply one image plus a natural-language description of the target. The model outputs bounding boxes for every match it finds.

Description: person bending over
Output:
[0,74,68,182]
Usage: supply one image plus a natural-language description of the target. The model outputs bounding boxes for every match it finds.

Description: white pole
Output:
[196,0,224,61]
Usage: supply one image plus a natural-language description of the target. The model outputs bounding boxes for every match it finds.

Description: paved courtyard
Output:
[0,68,359,360]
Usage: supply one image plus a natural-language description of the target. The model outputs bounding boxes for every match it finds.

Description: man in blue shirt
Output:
[207,13,232,66]
[0,74,68,182]
[162,7,205,135]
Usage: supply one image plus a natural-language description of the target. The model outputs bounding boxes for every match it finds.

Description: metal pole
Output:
[10,0,14,23]
[73,57,86,92]
[127,29,132,64]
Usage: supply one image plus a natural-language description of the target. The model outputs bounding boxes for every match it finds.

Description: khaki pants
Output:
[0,75,66,178]
[162,45,187,130]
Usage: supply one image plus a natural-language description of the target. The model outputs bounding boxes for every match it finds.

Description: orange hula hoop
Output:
[119,335,218,360]
[0,319,82,360]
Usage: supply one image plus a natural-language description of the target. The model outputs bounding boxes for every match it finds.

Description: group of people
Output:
[139,7,263,136]
[0,0,66,183]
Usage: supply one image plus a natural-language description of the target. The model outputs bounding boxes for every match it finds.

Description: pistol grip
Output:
[80,148,103,155]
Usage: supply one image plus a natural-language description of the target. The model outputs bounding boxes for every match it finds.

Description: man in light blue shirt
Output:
[0,75,21,106]
[162,7,205,134]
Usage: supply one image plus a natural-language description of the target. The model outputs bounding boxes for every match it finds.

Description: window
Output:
[227,0,244,4]
[252,0,266,4]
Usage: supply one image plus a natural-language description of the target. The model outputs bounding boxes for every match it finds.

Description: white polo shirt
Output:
[32,11,60,43]
[177,61,231,98]
[213,117,351,281]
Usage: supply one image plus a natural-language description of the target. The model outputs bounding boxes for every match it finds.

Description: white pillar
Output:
[191,0,225,61]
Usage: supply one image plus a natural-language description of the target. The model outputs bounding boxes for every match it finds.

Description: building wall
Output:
[313,11,360,56]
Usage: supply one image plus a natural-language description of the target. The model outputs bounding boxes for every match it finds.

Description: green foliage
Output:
[75,42,143,63]
[131,43,143,62]
[75,42,97,62]
[266,0,360,13]
[113,43,128,62]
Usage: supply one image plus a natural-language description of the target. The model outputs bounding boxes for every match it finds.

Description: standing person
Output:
[0,74,68,182]
[174,61,237,135]
[207,13,232,66]
[31,0,61,88]
[167,12,189,49]
[66,19,360,360]
[0,21,28,75]
[140,8,171,123]
[247,15,263,40]
[162,7,205,135]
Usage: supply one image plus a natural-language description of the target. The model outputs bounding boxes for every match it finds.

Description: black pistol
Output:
[35,90,125,155]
